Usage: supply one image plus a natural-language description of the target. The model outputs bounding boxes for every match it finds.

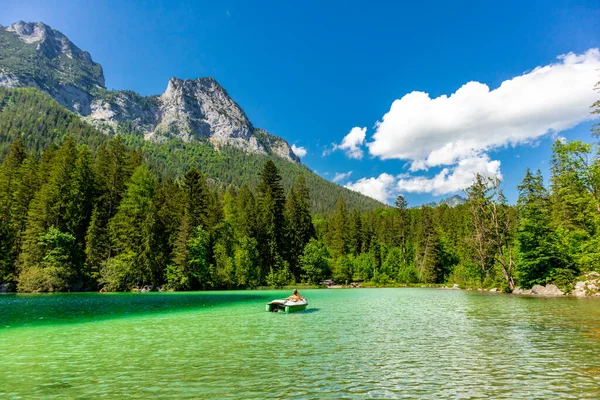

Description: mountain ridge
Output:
[0,20,386,213]
[0,21,299,163]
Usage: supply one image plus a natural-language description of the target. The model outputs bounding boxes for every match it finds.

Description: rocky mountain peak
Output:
[0,21,300,164]
[6,21,51,43]
[156,76,253,143]
[6,21,101,80]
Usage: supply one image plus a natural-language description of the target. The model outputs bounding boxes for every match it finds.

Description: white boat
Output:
[266,298,308,313]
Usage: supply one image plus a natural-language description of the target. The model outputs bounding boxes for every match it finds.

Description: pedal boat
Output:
[266,298,308,313]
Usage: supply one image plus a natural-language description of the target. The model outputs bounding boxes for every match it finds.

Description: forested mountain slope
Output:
[0,87,383,213]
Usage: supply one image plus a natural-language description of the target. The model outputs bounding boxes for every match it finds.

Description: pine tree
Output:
[235,184,258,239]
[285,175,315,279]
[0,139,27,281]
[223,185,238,226]
[65,146,95,277]
[173,168,210,281]
[104,165,157,290]
[415,207,440,283]
[329,196,349,258]
[18,138,79,287]
[517,169,568,287]
[394,195,409,263]
[85,137,138,279]
[257,160,287,280]
[348,209,363,256]
[9,155,40,276]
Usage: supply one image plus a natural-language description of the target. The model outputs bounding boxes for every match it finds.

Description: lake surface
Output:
[1,289,600,399]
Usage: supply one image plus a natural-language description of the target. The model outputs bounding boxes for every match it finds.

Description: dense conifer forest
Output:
[0,85,599,292]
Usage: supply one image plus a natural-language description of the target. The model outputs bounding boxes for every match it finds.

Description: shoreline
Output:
[2,277,600,297]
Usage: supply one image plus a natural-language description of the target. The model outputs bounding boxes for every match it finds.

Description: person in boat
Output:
[286,289,304,302]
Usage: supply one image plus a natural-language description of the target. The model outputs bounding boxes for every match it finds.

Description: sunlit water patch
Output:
[1,289,599,398]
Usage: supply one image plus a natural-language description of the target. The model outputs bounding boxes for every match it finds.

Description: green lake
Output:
[1,289,600,398]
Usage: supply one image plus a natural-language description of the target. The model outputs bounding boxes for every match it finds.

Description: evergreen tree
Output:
[104,165,158,290]
[415,207,441,283]
[18,227,77,292]
[85,137,138,280]
[257,160,287,280]
[329,196,350,258]
[18,138,79,286]
[348,209,363,256]
[285,175,315,279]
[173,168,210,280]
[516,169,568,287]
[65,146,95,278]
[394,195,409,263]
[0,139,27,281]
[9,155,40,277]
[235,184,258,239]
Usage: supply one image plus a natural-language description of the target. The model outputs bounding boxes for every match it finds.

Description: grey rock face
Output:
[154,77,252,143]
[1,21,105,112]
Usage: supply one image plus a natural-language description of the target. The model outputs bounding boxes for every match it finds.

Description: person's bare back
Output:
[287,289,304,301]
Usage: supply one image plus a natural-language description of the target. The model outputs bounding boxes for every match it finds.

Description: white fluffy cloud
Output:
[344,173,395,202]
[396,154,502,195]
[334,127,367,159]
[291,144,307,158]
[333,171,353,183]
[343,154,501,202]
[368,49,600,169]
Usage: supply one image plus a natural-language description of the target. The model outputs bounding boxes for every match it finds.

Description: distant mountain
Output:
[0,21,297,163]
[0,20,385,213]
[423,195,466,208]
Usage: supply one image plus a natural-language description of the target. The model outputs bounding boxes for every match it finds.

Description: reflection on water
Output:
[1,289,599,398]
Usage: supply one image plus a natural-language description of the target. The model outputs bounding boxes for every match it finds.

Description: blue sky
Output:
[2,0,600,205]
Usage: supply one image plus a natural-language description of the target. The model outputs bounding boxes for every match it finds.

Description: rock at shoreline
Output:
[569,273,600,296]
[530,284,564,296]
[512,287,524,294]
[0,282,15,293]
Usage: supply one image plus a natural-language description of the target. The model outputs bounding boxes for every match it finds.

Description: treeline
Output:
[318,137,599,292]
[1,84,599,292]
[1,134,598,292]
[0,136,319,291]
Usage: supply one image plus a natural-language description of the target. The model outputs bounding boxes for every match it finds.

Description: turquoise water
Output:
[1,289,600,398]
